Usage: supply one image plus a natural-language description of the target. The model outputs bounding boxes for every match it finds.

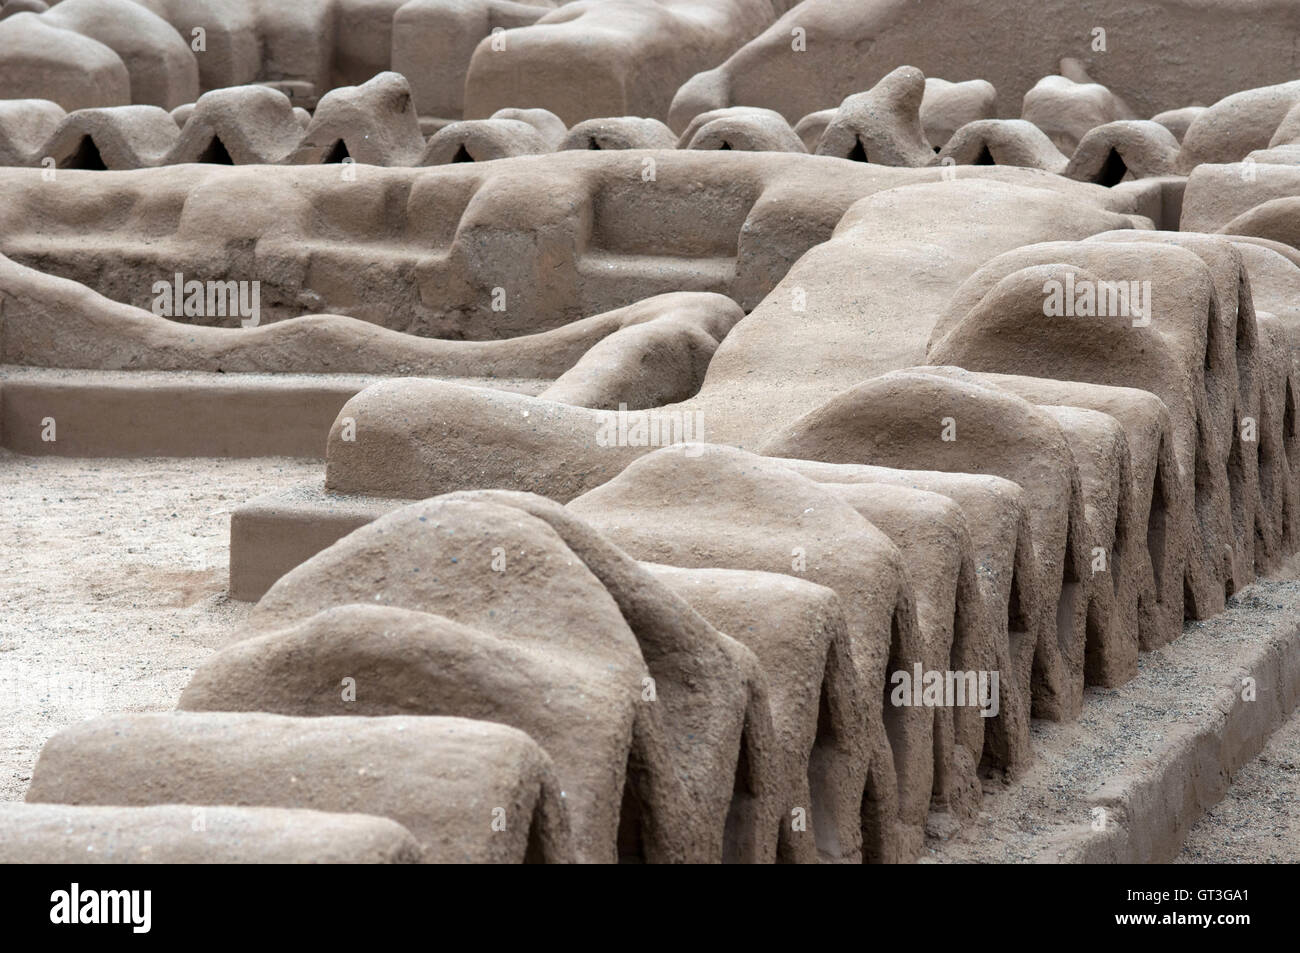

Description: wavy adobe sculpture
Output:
[9,21,1300,867]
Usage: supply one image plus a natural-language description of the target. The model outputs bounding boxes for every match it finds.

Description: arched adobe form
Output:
[571,444,929,862]
[645,563,869,863]
[761,369,1094,722]
[27,712,576,863]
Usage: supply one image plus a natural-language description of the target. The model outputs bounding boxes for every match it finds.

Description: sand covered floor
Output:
[0,452,319,801]
[1178,691,1300,863]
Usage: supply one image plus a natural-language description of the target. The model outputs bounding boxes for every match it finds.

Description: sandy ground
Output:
[1177,693,1300,863]
[0,451,320,802]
